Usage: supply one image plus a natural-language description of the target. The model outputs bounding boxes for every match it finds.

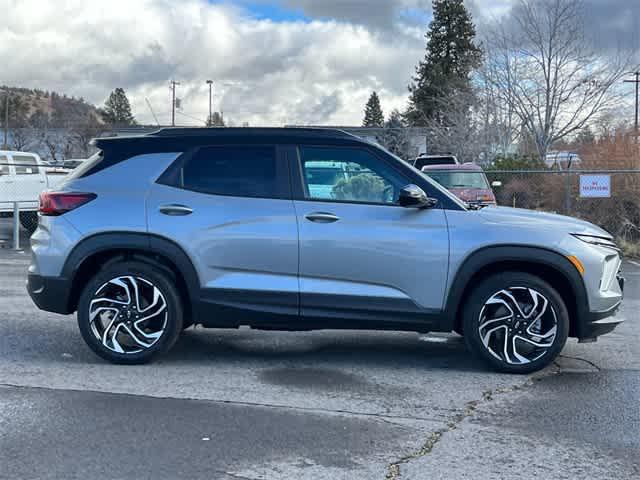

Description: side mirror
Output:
[491,181,502,188]
[399,184,437,209]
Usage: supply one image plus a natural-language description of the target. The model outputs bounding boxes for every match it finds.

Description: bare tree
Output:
[9,128,38,151]
[42,132,61,163]
[420,90,485,162]
[486,0,633,162]
[70,115,104,157]
[476,59,523,159]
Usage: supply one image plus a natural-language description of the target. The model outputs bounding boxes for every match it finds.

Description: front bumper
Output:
[27,273,74,315]
[578,273,625,340]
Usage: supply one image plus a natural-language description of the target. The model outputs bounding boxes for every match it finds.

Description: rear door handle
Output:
[305,212,340,223]
[159,204,193,216]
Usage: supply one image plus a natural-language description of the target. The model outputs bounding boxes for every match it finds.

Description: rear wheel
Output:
[463,272,569,374]
[77,261,183,364]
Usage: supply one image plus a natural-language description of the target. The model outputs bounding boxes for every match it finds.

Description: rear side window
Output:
[180,146,283,198]
[65,151,103,181]
[13,155,40,175]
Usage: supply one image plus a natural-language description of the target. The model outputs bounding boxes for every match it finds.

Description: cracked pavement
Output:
[0,223,638,479]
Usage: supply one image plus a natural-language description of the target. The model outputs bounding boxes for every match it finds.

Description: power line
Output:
[145,98,160,126]
[176,110,206,124]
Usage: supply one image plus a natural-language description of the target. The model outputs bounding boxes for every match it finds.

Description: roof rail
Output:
[146,127,356,139]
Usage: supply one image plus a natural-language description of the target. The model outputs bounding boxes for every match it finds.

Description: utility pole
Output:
[170,80,180,127]
[2,89,8,149]
[206,80,213,127]
[623,72,640,135]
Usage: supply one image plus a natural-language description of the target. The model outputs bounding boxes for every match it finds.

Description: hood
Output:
[449,187,496,203]
[476,206,611,237]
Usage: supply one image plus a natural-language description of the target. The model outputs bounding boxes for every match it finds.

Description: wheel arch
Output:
[63,233,200,316]
[446,245,588,337]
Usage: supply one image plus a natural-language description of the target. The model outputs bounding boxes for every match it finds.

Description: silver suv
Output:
[27,128,624,373]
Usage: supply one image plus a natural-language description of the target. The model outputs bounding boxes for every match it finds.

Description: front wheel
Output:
[77,261,184,364]
[463,272,569,374]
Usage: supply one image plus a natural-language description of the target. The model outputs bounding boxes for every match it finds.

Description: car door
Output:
[292,145,450,324]
[147,144,299,325]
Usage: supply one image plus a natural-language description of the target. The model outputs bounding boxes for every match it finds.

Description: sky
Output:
[1,0,638,126]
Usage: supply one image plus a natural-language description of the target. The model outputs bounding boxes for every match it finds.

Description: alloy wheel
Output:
[478,287,558,365]
[88,276,168,354]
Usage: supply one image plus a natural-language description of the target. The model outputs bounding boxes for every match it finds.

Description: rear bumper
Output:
[27,273,74,315]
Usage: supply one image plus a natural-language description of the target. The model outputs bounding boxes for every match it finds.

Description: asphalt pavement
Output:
[0,218,638,479]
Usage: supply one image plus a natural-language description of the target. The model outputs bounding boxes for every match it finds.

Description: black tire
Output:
[19,211,39,236]
[77,261,184,364]
[463,272,569,374]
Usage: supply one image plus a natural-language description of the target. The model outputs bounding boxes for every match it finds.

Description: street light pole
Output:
[2,89,8,149]
[206,80,213,127]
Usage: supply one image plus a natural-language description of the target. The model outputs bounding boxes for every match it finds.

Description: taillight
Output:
[39,192,97,216]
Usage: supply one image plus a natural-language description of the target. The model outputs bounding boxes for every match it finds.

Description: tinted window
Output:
[182,146,279,198]
[13,155,40,175]
[415,156,456,170]
[0,155,8,175]
[300,147,408,204]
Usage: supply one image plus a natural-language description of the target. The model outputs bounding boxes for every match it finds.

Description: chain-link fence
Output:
[0,159,66,249]
[422,167,640,255]
[484,169,639,241]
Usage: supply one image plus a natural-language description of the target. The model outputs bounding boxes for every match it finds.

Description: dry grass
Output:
[619,238,640,259]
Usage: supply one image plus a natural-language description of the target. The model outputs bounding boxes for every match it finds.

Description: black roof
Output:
[93,127,360,149]
[152,127,355,139]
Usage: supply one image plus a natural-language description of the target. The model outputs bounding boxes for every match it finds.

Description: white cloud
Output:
[0,0,425,126]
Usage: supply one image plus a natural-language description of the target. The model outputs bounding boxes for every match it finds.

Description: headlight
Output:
[572,234,619,250]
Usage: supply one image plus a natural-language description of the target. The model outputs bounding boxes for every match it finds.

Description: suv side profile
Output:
[27,128,624,373]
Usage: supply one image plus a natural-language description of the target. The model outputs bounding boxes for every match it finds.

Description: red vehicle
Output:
[421,163,497,207]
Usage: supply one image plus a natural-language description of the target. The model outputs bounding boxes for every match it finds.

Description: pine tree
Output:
[380,110,412,160]
[405,0,482,125]
[206,111,225,127]
[362,91,385,127]
[101,88,136,126]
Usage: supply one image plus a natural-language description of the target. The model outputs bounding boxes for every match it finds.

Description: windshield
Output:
[425,171,490,189]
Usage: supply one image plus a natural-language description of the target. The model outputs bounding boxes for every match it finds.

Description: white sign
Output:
[580,175,611,198]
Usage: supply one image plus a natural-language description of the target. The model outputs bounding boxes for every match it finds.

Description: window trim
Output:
[157,144,292,200]
[10,154,41,175]
[292,144,413,208]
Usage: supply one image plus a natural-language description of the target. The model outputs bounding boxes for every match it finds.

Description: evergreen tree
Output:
[380,110,412,161]
[101,88,136,126]
[363,91,385,127]
[405,0,482,125]
[206,111,225,127]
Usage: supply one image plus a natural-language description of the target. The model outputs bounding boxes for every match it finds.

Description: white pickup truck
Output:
[0,151,66,234]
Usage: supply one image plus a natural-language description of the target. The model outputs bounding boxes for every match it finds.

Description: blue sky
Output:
[215,1,310,22]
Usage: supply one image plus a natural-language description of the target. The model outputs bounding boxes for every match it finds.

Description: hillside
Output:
[0,86,104,128]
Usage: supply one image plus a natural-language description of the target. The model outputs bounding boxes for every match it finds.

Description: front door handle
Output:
[159,204,193,216]
[305,212,339,223]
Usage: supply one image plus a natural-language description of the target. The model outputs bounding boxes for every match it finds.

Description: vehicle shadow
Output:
[161,328,483,372]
